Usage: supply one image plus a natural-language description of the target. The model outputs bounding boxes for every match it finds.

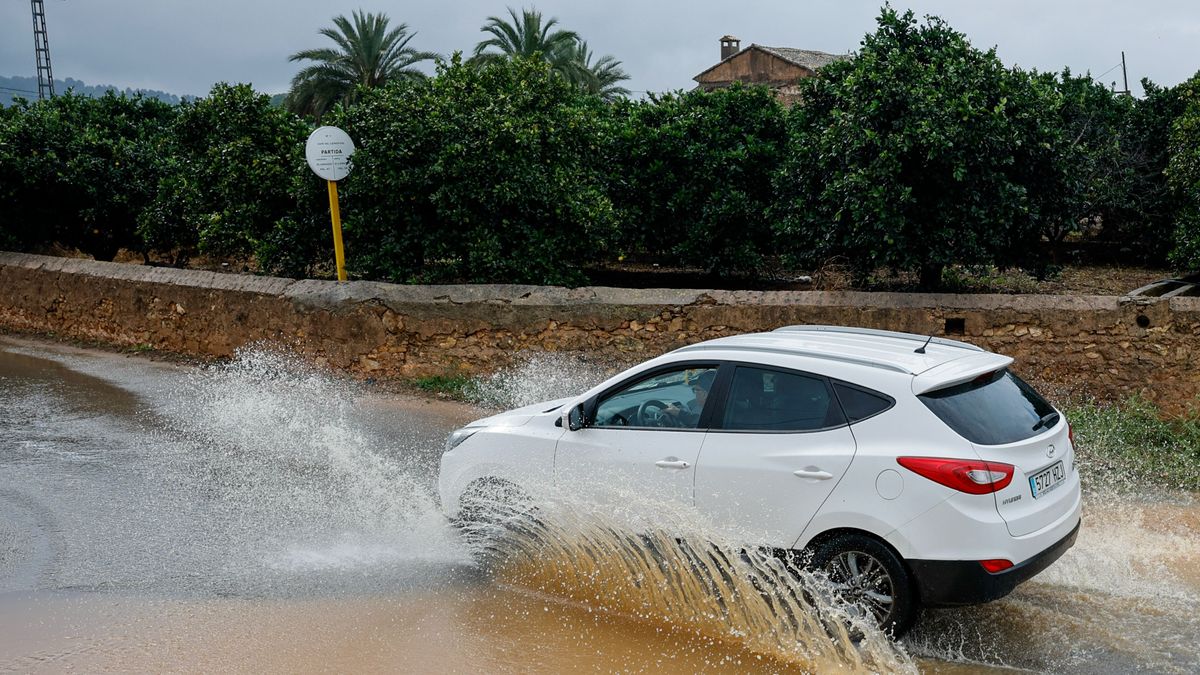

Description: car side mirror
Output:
[565,403,586,431]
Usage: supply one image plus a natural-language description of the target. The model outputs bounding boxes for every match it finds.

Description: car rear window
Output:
[918,369,1057,445]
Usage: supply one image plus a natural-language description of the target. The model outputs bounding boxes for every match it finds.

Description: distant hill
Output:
[1,75,289,109]
[0,75,197,107]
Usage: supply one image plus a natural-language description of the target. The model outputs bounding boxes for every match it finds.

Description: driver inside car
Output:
[662,369,716,426]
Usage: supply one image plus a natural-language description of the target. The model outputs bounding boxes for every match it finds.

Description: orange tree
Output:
[1107,79,1187,263]
[607,85,787,277]
[137,83,309,265]
[774,8,1062,287]
[319,55,616,285]
[1167,72,1200,270]
[0,91,174,260]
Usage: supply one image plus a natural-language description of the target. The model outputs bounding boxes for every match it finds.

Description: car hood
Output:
[468,396,574,428]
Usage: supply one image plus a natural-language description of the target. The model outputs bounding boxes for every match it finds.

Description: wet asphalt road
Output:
[1,335,1197,673]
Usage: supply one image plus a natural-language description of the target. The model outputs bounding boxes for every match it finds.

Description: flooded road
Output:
[0,335,1196,673]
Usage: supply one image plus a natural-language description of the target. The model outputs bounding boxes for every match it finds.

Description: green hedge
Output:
[0,91,174,260]
[2,12,1199,285]
[1167,73,1200,270]
[608,86,788,277]
[326,55,617,285]
[137,83,310,265]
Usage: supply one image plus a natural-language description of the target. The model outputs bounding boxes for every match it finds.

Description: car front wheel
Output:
[807,532,917,637]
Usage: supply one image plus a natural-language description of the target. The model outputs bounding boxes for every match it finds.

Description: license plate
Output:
[1029,461,1066,498]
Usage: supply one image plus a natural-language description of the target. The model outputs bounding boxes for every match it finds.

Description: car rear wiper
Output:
[1031,411,1060,432]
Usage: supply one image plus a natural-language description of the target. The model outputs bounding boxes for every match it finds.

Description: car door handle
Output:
[793,469,834,480]
[655,459,691,470]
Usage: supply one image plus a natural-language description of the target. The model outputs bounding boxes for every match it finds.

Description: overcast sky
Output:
[2,1,1196,98]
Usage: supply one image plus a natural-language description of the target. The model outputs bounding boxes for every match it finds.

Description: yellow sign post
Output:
[305,126,356,282]
[327,180,347,281]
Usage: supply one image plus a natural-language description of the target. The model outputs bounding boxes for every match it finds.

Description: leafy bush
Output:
[1107,79,1187,263]
[329,55,616,285]
[1167,72,1200,271]
[1034,70,1133,257]
[138,83,309,264]
[0,91,175,260]
[774,8,1065,287]
[255,168,334,278]
[1,12,1191,287]
[608,86,788,277]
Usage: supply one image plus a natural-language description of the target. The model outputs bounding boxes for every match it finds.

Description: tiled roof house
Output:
[693,36,847,105]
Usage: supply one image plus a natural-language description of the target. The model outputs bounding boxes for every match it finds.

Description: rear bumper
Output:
[908,517,1080,607]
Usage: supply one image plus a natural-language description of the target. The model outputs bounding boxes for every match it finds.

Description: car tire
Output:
[455,478,539,553]
[807,532,917,638]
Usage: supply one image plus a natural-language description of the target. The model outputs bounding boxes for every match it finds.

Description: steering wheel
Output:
[636,399,673,427]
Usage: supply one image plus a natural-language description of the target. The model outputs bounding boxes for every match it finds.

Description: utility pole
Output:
[31,0,55,99]
[1119,51,1130,96]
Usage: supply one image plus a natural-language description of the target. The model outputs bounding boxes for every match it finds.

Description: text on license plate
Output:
[1029,461,1066,498]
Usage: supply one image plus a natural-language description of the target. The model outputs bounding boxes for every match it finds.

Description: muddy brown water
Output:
[0,336,1196,673]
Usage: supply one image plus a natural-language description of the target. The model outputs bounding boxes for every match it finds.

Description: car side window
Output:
[721,367,844,432]
[593,366,718,429]
[832,382,895,422]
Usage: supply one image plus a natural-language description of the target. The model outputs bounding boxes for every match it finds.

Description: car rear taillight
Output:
[897,456,1015,495]
[979,559,1014,573]
[1068,422,1074,447]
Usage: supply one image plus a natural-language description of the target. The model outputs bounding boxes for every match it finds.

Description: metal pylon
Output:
[31,0,55,99]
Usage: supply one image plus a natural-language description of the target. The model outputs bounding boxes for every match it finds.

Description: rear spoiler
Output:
[911,353,1014,395]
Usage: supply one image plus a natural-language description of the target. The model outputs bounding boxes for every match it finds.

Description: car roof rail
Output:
[772,325,985,352]
[674,342,913,374]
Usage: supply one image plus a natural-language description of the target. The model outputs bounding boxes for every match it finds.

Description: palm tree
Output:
[569,41,631,102]
[473,7,579,71]
[286,11,437,119]
[474,8,631,102]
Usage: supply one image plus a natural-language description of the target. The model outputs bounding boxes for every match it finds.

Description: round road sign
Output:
[305,126,356,181]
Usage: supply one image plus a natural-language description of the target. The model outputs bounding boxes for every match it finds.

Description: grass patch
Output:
[938,265,1045,294]
[1064,396,1200,493]
[412,374,476,400]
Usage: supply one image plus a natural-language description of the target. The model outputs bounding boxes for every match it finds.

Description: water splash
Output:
[155,346,465,580]
[905,481,1200,672]
[468,351,619,409]
[158,348,913,670]
[459,481,917,674]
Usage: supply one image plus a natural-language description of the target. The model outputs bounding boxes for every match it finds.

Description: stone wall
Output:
[2,252,1198,412]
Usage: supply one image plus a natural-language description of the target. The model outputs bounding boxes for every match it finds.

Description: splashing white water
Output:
[156,346,464,577]
[905,489,1200,672]
[468,351,618,409]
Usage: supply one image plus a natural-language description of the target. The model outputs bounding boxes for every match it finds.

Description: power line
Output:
[1093,62,1122,80]
[0,85,41,95]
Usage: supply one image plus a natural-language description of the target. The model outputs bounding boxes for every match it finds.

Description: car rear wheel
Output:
[808,532,917,637]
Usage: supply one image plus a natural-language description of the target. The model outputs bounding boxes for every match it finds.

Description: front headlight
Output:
[445,427,481,453]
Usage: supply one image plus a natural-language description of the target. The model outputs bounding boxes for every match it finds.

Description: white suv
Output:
[439,326,1082,635]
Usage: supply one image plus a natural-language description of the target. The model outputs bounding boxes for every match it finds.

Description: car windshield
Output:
[918,369,1056,445]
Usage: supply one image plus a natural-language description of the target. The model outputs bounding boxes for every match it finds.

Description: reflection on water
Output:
[0,589,861,674]
[1,337,1198,673]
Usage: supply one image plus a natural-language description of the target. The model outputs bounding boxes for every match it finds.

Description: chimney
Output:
[720,35,740,60]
